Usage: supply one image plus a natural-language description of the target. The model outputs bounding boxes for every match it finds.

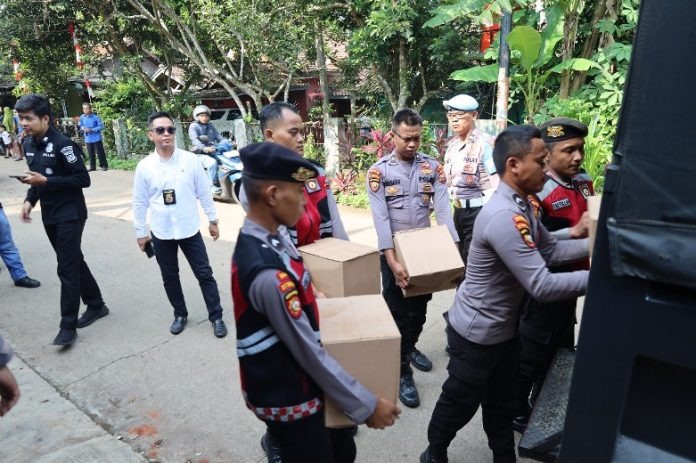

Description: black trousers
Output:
[266,412,356,463]
[427,325,518,462]
[151,231,222,321]
[44,220,104,330]
[380,255,432,376]
[86,140,108,170]
[453,206,482,271]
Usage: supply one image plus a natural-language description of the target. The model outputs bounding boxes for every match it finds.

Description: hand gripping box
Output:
[299,238,380,297]
[393,225,465,297]
[318,295,400,428]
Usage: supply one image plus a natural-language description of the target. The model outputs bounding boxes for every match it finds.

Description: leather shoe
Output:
[53,328,77,346]
[512,414,529,434]
[77,305,109,328]
[14,276,41,288]
[399,374,420,408]
[260,431,282,463]
[409,348,433,372]
[170,316,187,335]
[420,447,448,463]
[212,319,228,338]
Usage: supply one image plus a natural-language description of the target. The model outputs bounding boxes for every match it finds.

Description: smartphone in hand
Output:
[9,175,25,180]
[144,241,155,258]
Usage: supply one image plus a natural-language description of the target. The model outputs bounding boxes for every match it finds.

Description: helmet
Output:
[193,105,211,118]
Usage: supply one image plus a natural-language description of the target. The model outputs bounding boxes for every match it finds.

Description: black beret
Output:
[239,142,318,183]
[539,117,588,142]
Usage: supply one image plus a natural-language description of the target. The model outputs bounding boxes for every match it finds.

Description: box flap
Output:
[394,225,464,278]
[318,295,401,343]
[299,238,378,263]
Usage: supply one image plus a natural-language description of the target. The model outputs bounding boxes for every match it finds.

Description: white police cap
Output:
[443,94,479,111]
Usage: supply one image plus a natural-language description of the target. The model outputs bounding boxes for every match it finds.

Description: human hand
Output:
[389,260,409,288]
[311,283,326,298]
[366,398,401,429]
[21,171,47,186]
[569,211,590,239]
[204,147,216,154]
[20,201,32,223]
[137,236,152,251]
[209,223,219,241]
[84,128,92,133]
[0,366,20,417]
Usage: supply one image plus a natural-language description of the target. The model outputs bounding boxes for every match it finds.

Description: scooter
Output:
[199,136,243,203]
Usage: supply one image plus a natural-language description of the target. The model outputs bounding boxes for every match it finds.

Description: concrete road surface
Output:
[0,159,544,462]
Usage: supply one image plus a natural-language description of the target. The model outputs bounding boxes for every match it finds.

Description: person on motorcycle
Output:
[189,105,223,197]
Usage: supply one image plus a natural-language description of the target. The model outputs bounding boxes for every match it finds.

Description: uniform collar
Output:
[545,169,573,188]
[241,218,299,258]
[499,181,530,212]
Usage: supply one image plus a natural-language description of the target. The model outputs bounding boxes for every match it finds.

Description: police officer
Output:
[442,94,498,269]
[188,105,223,197]
[367,108,458,408]
[233,142,400,463]
[421,126,590,463]
[15,94,109,347]
[514,118,593,431]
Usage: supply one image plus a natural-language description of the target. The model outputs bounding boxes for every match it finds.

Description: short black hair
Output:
[492,125,542,175]
[15,94,52,119]
[242,175,266,203]
[0,124,5,130]
[260,102,300,133]
[392,108,423,130]
[148,111,174,128]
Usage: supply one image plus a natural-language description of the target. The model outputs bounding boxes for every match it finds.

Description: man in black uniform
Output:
[15,94,109,347]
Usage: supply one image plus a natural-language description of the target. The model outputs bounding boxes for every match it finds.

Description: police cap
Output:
[240,142,318,183]
[539,117,588,142]
[443,94,479,112]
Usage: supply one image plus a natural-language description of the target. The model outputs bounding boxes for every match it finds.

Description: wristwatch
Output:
[209,220,219,225]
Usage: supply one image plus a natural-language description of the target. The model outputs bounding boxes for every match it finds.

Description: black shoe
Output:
[88,168,96,172]
[399,374,420,408]
[170,316,187,335]
[53,328,77,346]
[260,432,282,463]
[212,319,228,338]
[409,349,433,372]
[420,447,447,463]
[512,414,529,434]
[14,276,41,288]
[493,451,517,463]
[100,166,108,171]
[77,305,109,328]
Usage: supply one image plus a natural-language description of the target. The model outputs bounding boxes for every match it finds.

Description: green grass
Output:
[105,156,139,171]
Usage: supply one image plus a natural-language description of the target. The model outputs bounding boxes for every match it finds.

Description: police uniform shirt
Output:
[448,181,589,345]
[241,218,377,424]
[444,128,496,201]
[367,151,458,251]
[132,148,218,239]
[23,126,90,224]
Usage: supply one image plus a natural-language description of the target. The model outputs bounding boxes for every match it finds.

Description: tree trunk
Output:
[570,0,615,93]
[559,1,585,98]
[397,38,409,110]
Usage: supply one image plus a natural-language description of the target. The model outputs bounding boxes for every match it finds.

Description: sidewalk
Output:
[0,160,536,462]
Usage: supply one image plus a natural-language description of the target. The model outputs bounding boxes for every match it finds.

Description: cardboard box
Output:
[318,295,400,428]
[393,225,465,297]
[587,195,602,257]
[299,238,380,297]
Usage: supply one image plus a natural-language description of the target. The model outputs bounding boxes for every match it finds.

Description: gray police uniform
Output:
[366,151,457,376]
[426,181,589,462]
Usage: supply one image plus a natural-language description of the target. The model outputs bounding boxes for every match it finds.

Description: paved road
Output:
[0,160,543,462]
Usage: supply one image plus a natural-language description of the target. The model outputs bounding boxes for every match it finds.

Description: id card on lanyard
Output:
[157,154,179,206]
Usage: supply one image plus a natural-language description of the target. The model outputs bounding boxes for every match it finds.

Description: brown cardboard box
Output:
[318,295,400,428]
[299,238,380,297]
[393,225,465,297]
[587,195,602,257]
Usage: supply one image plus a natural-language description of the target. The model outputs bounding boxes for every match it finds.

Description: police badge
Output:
[46,142,53,153]
[60,145,77,163]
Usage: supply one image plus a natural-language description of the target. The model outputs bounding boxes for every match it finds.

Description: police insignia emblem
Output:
[420,165,433,175]
[291,167,315,182]
[579,183,591,198]
[421,194,431,204]
[368,167,382,192]
[436,164,446,184]
[305,178,320,193]
[546,125,565,138]
[61,145,77,163]
[284,290,303,319]
[513,214,536,248]
[386,186,399,195]
[465,175,475,184]
[45,142,53,153]
[422,183,433,193]
[45,168,53,175]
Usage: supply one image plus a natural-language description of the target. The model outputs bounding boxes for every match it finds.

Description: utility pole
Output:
[495,11,512,132]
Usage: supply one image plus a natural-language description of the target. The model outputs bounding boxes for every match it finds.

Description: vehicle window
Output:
[210,111,224,120]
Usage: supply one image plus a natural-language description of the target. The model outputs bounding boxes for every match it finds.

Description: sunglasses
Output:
[152,126,176,135]
[392,130,421,143]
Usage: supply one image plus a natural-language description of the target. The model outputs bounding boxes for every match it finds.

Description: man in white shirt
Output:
[132,111,227,338]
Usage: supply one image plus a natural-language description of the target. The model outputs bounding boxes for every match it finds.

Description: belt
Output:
[453,197,485,209]
[250,397,323,422]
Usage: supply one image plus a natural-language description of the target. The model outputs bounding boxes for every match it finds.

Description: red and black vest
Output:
[231,231,323,422]
[288,161,332,246]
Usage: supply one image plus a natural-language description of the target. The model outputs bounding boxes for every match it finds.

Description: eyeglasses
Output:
[392,130,421,143]
[152,126,176,135]
[446,111,473,120]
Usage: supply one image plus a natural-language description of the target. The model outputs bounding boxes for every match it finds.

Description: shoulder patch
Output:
[436,164,446,184]
[513,214,536,249]
[368,167,382,192]
[60,145,77,163]
[276,271,302,319]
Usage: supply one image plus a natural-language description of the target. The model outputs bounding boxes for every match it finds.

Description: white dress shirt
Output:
[133,148,217,239]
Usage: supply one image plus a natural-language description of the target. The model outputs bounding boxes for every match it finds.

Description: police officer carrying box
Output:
[366,108,458,409]
[232,142,400,463]
[442,94,498,269]
[421,125,590,463]
[513,118,593,431]
[15,94,110,347]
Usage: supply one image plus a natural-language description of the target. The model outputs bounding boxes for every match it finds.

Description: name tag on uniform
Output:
[163,189,177,205]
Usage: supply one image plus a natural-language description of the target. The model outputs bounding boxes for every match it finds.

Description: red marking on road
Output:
[147,410,161,419]
[128,424,157,437]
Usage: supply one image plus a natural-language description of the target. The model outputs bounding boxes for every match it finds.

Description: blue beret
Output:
[240,142,318,183]
[443,94,479,111]
[540,117,588,142]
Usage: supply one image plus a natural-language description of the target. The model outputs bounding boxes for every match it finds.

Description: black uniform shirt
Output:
[23,126,90,224]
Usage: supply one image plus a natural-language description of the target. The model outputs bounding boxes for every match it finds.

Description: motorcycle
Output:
[198,136,243,203]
